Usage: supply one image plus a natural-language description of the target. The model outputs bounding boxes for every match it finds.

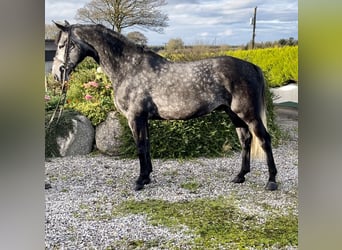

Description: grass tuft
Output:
[114,196,298,249]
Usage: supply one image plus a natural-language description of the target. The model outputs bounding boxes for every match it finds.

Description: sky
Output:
[45,0,298,46]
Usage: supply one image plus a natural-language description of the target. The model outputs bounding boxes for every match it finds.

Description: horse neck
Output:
[77,26,145,85]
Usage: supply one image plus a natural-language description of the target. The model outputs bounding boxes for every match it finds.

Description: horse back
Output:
[115,55,265,120]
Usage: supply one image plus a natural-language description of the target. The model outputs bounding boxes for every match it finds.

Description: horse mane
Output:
[88,24,153,55]
[55,22,164,62]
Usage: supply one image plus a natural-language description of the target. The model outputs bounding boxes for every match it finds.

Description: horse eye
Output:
[58,44,65,49]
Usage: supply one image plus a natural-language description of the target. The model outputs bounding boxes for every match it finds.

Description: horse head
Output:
[51,20,98,82]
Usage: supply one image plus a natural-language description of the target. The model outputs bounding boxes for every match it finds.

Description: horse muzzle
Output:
[53,63,74,83]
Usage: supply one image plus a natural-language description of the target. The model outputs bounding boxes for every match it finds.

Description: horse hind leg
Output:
[226,110,252,184]
[227,106,278,190]
[248,119,278,190]
[232,127,252,183]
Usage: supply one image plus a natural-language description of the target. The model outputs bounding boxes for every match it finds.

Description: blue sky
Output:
[45,0,298,46]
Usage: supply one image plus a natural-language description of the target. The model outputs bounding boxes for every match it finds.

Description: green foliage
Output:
[115,197,298,249]
[180,179,202,193]
[45,93,62,112]
[118,111,241,159]
[64,58,115,126]
[224,46,298,87]
[45,74,64,112]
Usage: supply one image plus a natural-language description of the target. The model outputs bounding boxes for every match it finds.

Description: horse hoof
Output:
[232,176,245,183]
[266,181,278,191]
[134,183,145,191]
[134,177,151,191]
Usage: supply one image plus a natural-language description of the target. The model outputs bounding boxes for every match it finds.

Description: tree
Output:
[75,0,169,33]
[126,31,148,46]
[278,38,287,46]
[165,38,184,51]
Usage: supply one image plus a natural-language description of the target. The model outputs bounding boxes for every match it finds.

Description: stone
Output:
[95,111,123,156]
[55,113,94,156]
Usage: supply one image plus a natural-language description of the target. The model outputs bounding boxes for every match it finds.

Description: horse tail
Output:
[250,66,267,160]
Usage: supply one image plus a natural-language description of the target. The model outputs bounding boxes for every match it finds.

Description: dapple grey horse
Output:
[52,21,278,191]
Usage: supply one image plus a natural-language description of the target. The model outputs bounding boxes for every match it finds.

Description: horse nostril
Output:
[60,65,65,72]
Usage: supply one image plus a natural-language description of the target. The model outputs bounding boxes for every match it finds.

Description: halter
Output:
[47,28,73,128]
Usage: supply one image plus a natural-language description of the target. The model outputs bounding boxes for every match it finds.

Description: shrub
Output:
[64,58,115,126]
[224,46,298,87]
[118,111,241,159]
[45,74,64,112]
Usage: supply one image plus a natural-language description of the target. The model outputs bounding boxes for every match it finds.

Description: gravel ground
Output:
[45,116,298,249]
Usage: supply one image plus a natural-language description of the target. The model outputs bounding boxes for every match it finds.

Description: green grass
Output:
[180,180,202,193]
[114,196,298,249]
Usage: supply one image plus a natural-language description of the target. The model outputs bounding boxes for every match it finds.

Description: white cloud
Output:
[45,0,88,23]
[218,29,234,37]
[200,32,209,37]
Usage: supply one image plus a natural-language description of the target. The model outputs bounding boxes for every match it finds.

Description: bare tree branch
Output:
[75,0,169,33]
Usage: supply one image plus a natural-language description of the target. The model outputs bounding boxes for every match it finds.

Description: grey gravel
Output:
[45,117,298,249]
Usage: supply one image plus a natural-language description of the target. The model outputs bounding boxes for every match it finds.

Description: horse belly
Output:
[151,63,228,119]
[154,94,215,120]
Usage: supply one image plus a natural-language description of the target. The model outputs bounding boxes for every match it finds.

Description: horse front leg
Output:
[128,116,152,190]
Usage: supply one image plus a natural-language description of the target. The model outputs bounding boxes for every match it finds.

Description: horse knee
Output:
[236,128,251,149]
[242,136,252,150]
[260,132,272,151]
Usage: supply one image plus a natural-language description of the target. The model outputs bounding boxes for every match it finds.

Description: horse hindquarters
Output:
[127,115,153,190]
[226,71,278,190]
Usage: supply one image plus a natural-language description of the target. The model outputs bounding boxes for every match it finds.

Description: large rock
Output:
[46,111,94,157]
[95,111,123,156]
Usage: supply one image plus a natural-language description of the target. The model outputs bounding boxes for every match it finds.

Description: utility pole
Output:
[251,6,257,49]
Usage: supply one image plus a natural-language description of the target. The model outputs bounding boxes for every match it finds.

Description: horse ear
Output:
[64,20,70,26]
[52,20,69,31]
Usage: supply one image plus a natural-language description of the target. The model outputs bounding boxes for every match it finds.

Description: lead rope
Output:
[46,77,68,129]
[47,31,72,129]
